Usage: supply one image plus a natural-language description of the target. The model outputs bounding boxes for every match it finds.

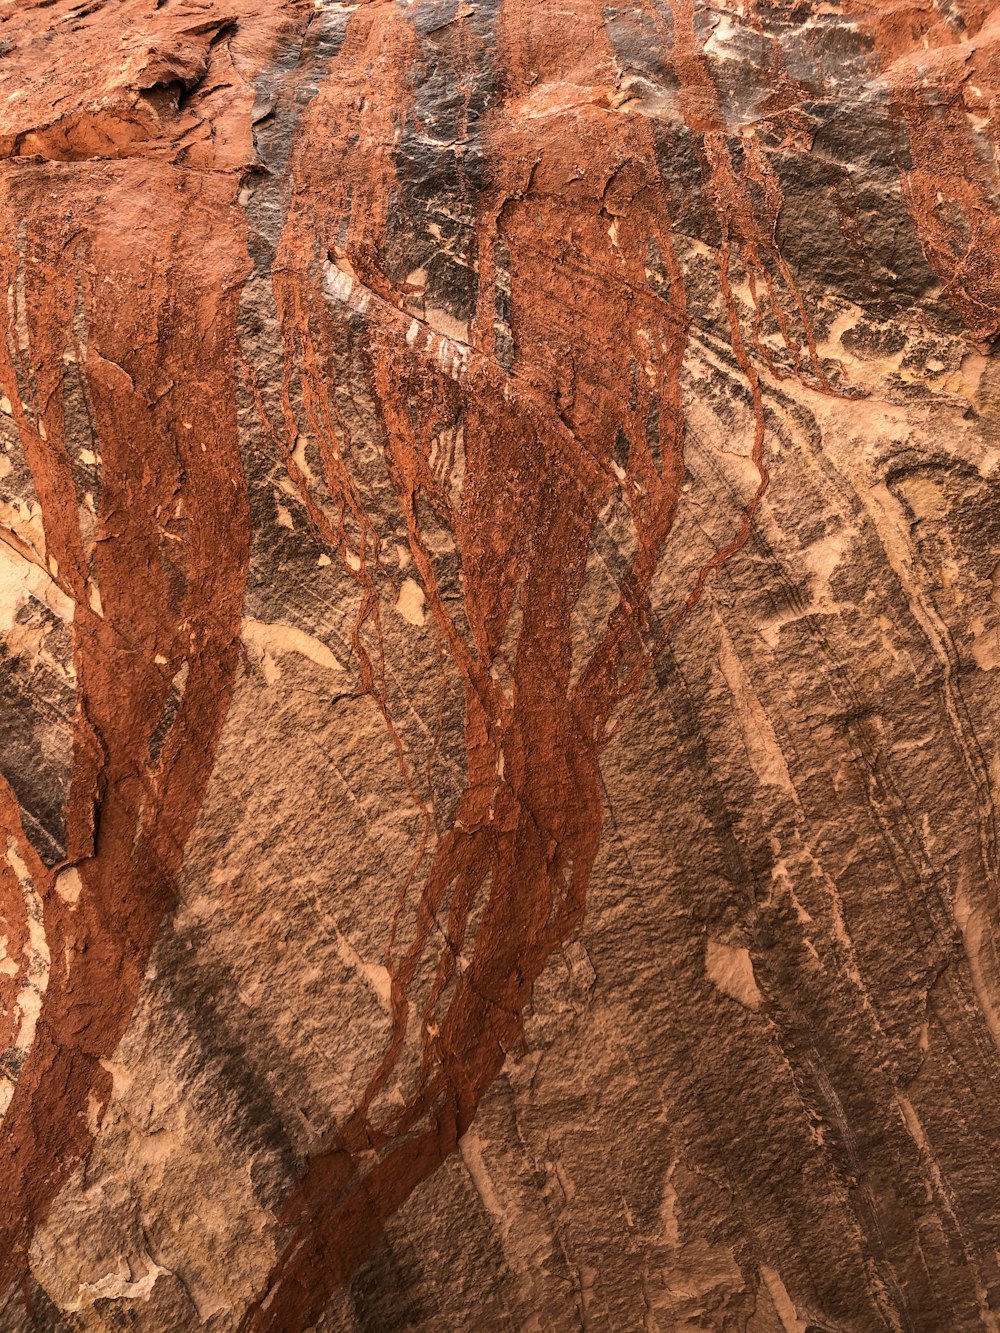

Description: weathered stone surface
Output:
[2,0,1000,1328]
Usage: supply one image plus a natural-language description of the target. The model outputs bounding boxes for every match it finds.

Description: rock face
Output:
[2,0,1000,1328]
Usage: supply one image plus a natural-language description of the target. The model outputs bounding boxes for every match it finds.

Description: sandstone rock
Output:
[2,1,1000,1329]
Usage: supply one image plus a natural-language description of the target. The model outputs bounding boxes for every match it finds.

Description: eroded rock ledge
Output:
[2,1,1000,1329]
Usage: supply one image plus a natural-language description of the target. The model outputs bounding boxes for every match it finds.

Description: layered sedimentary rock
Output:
[2,0,1000,1328]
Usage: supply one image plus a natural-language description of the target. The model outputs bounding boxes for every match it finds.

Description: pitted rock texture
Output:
[2,0,1000,1329]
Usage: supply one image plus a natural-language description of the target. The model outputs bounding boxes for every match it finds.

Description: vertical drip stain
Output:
[237,0,749,1325]
[0,0,298,1290]
[0,170,253,1293]
[843,0,1000,341]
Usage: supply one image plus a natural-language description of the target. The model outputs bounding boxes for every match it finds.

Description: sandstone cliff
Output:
[2,1,1000,1329]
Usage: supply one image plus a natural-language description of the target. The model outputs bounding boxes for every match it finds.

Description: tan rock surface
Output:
[2,1,1000,1328]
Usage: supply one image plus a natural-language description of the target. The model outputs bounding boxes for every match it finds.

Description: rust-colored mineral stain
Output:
[844,1,1000,340]
[239,0,772,1323]
[0,0,286,1290]
[0,168,253,1292]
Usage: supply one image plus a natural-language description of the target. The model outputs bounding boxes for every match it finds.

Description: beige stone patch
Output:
[705,939,762,1010]
[55,867,82,905]
[395,576,426,626]
[241,617,343,678]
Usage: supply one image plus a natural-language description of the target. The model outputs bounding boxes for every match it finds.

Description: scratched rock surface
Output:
[2,0,1000,1329]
